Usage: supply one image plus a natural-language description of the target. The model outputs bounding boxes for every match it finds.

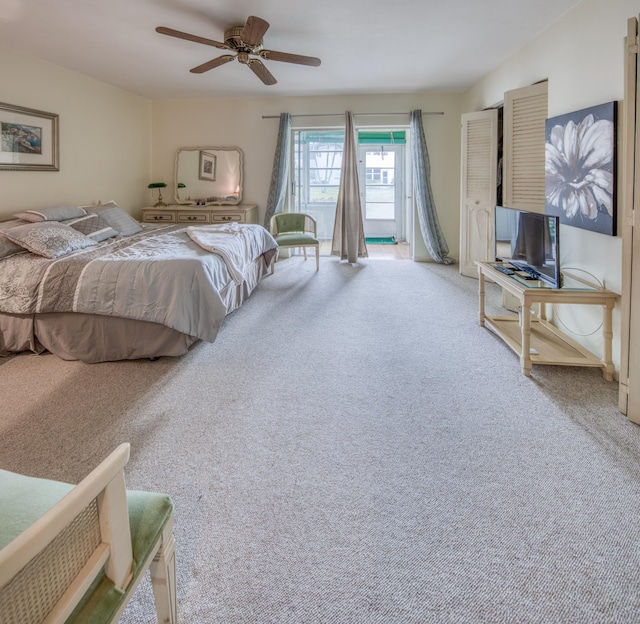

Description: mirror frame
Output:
[174,146,244,206]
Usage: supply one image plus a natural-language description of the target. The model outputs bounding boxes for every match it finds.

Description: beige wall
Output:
[462,0,636,369]
[0,44,151,221]
[151,92,462,260]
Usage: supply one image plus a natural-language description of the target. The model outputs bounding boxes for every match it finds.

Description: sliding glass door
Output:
[292,129,407,252]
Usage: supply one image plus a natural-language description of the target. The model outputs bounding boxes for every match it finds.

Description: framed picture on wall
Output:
[0,101,59,171]
[199,150,217,181]
[545,101,616,235]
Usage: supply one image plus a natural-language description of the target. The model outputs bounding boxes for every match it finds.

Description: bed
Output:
[0,205,277,363]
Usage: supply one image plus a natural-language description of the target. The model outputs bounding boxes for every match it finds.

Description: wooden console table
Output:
[476,261,619,379]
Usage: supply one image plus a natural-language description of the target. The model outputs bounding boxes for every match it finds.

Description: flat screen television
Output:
[494,205,561,288]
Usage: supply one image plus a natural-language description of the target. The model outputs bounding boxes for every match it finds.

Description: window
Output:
[293,130,344,240]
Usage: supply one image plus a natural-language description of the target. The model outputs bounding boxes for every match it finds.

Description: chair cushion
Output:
[0,470,74,549]
[274,232,319,247]
[67,490,174,623]
[274,213,307,232]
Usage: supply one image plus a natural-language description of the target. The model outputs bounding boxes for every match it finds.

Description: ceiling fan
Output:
[156,15,321,85]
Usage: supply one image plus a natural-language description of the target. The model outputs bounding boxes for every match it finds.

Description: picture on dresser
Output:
[545,101,616,236]
[199,151,217,181]
[0,101,59,171]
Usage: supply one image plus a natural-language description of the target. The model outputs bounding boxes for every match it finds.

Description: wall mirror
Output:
[174,146,243,206]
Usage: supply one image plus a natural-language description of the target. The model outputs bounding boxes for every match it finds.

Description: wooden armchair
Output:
[0,443,176,624]
[270,213,320,270]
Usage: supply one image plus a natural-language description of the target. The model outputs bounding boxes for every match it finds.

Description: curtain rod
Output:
[261,111,444,119]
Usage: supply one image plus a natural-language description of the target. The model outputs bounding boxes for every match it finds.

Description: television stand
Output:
[476,261,619,379]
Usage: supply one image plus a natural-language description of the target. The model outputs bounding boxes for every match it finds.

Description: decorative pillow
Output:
[13,206,87,222]
[64,214,118,242]
[85,201,142,236]
[0,219,29,259]
[3,222,97,258]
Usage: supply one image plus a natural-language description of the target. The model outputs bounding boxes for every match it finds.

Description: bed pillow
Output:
[13,206,87,222]
[0,219,29,259]
[64,213,118,242]
[3,222,97,258]
[86,201,142,236]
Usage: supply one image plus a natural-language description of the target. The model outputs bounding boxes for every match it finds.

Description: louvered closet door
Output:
[621,15,640,420]
[503,81,548,213]
[459,109,498,278]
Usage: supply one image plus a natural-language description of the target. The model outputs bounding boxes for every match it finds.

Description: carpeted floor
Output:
[1,256,639,623]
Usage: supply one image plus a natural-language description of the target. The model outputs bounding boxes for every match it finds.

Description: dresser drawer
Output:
[141,204,257,225]
[177,212,209,224]
[142,210,176,223]
[210,212,245,223]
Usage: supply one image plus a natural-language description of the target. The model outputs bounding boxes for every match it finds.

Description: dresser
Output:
[141,204,258,225]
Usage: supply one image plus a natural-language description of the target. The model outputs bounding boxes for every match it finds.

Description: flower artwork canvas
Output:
[545,101,616,235]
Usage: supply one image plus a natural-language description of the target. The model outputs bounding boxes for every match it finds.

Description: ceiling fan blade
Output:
[156,26,228,50]
[247,59,277,85]
[190,55,236,74]
[261,49,321,67]
[242,16,270,46]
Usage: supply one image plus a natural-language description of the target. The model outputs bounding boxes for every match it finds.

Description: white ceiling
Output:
[0,0,582,100]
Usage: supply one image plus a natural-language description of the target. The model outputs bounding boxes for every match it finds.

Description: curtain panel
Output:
[331,112,368,263]
[410,110,454,264]
[264,113,292,228]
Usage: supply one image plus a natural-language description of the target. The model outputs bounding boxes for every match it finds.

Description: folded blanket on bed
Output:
[186,223,278,285]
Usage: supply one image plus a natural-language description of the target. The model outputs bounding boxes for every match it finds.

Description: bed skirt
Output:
[0,252,274,363]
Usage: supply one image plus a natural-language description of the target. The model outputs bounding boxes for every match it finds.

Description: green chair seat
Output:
[67,490,173,623]
[273,232,319,247]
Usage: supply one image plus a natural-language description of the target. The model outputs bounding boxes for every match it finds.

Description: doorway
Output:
[358,144,405,240]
